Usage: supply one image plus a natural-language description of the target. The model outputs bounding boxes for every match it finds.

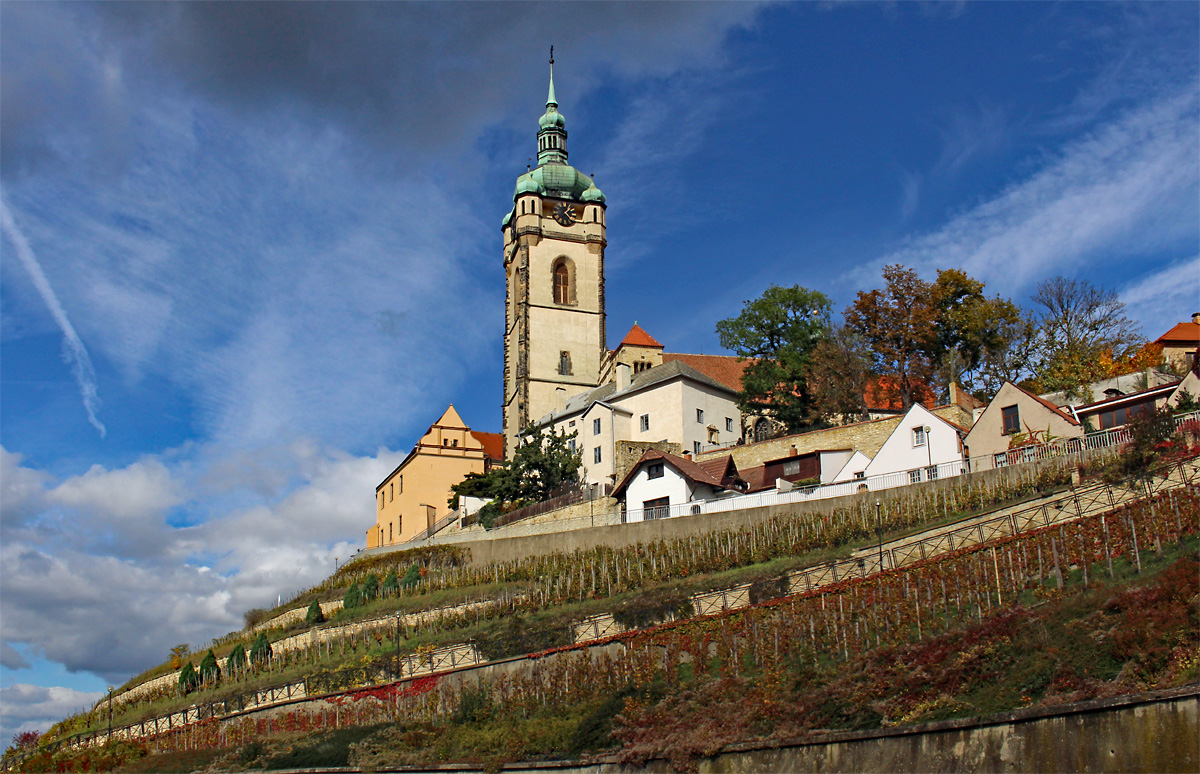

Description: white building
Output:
[534,359,742,486]
[613,449,744,522]
[833,403,967,484]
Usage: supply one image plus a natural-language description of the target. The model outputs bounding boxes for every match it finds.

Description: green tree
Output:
[449,424,583,528]
[401,564,421,589]
[715,284,832,433]
[249,632,272,668]
[343,581,362,610]
[304,599,326,625]
[380,570,399,597]
[198,649,220,685]
[225,644,246,677]
[845,265,938,409]
[930,269,1032,398]
[178,662,198,694]
[361,573,380,603]
[1032,277,1144,398]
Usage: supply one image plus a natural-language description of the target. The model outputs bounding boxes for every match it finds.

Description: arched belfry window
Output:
[552,258,575,305]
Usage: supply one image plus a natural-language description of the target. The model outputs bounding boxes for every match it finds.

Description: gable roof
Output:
[1073,380,1181,413]
[1156,321,1200,345]
[863,376,936,412]
[696,456,742,488]
[661,352,749,392]
[619,324,664,349]
[470,431,504,461]
[612,449,732,498]
[1007,381,1081,426]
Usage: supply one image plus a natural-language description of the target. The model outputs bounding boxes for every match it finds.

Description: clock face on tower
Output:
[552,202,576,227]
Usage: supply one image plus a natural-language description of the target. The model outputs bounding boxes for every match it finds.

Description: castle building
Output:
[501,60,608,455]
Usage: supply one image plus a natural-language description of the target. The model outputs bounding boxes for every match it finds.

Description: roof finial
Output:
[547,46,557,107]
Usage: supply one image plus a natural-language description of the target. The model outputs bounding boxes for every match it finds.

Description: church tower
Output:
[501,54,607,455]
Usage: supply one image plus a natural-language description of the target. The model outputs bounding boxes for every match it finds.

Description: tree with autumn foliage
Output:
[806,325,871,425]
[1031,276,1146,398]
[715,284,832,432]
[844,265,938,409]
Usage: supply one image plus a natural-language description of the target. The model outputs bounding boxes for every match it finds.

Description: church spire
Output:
[537,47,568,166]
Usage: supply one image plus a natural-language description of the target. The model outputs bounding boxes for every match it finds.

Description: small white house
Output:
[613,450,743,522]
[833,403,967,485]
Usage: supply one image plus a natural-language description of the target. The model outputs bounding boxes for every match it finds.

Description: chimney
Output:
[1193,312,1200,325]
[949,382,961,407]
[616,363,632,392]
[555,387,567,413]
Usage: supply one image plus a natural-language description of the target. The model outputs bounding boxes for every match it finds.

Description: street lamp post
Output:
[106,687,113,743]
[875,499,884,572]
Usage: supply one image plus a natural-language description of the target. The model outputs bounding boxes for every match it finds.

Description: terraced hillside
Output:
[11,453,1200,773]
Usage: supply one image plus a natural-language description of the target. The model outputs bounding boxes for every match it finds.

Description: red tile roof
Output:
[662,353,750,392]
[470,431,505,461]
[863,376,936,412]
[1009,382,1080,426]
[1156,321,1200,345]
[619,324,664,349]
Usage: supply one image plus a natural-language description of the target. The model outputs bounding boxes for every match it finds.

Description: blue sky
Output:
[1,1,1197,741]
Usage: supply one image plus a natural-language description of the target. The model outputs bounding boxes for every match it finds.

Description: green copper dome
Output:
[501,209,513,228]
[513,165,596,201]
[539,108,566,129]
[581,183,605,203]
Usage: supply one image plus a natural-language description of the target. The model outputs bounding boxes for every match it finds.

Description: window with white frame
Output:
[640,414,649,432]
[725,417,734,432]
[909,469,921,483]
[696,408,704,423]
[593,418,601,435]
[568,439,576,452]
[647,462,664,479]
[926,465,938,480]
[912,426,926,447]
[693,441,702,455]
[593,446,602,464]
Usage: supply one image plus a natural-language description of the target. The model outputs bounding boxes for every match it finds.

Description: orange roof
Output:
[619,324,663,349]
[1156,321,1200,345]
[1008,382,1080,426]
[470,431,505,461]
[662,353,749,392]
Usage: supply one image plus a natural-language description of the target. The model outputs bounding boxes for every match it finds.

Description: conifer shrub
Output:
[225,644,246,676]
[249,632,273,668]
[401,564,421,589]
[343,581,362,610]
[305,599,326,625]
[361,573,380,603]
[177,662,198,694]
[198,649,220,685]
[381,569,399,597]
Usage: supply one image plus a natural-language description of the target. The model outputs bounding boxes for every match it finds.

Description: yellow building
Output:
[366,406,503,548]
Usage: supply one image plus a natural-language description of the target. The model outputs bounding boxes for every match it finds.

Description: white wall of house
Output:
[622,461,723,522]
[863,404,962,483]
[832,451,872,483]
[546,374,740,486]
[818,450,854,484]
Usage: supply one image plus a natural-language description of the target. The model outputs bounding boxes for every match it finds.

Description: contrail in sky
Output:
[1,198,107,437]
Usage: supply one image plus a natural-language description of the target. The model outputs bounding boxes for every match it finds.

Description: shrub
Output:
[198,649,221,685]
[381,569,399,597]
[344,582,362,610]
[361,573,380,603]
[452,684,493,725]
[178,662,198,694]
[401,565,421,589]
[249,632,273,667]
[225,643,246,675]
[475,615,571,661]
[243,608,270,629]
[305,599,326,625]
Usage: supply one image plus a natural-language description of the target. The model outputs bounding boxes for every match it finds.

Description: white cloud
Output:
[1120,256,1200,340]
[50,459,182,524]
[857,88,1198,296]
[0,684,106,744]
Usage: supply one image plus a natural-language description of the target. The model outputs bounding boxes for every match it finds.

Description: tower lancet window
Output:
[552,259,575,305]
